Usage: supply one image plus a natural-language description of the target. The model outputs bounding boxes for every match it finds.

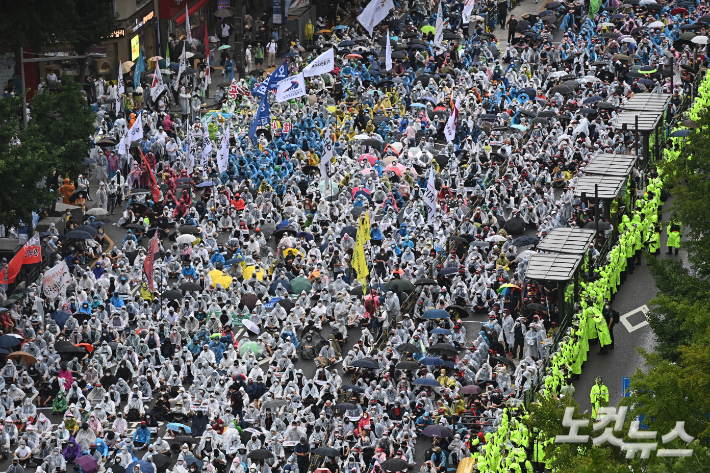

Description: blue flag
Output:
[133,49,145,91]
[253,60,289,98]
[249,95,271,143]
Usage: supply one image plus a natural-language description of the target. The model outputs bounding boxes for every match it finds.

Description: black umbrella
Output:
[361,139,384,149]
[381,459,410,472]
[491,355,516,372]
[386,279,414,292]
[340,226,357,238]
[504,217,526,235]
[68,190,88,203]
[96,137,117,146]
[56,345,87,356]
[513,236,540,246]
[161,289,183,300]
[550,85,573,95]
[438,267,458,276]
[64,230,94,240]
[74,225,98,236]
[277,298,295,313]
[351,358,379,369]
[528,302,548,312]
[396,343,420,354]
[396,360,421,370]
[314,447,340,457]
[247,450,274,460]
[179,282,202,292]
[584,221,612,231]
[334,402,358,411]
[428,343,458,356]
[152,454,171,472]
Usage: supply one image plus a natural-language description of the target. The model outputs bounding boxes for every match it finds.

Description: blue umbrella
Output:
[0,335,21,348]
[353,190,373,202]
[89,221,106,228]
[430,328,451,335]
[414,377,441,387]
[196,181,215,188]
[297,232,314,241]
[339,41,356,47]
[277,219,290,230]
[166,422,191,433]
[51,310,72,329]
[269,279,292,296]
[334,25,348,30]
[184,457,203,469]
[320,241,340,253]
[419,356,445,366]
[422,309,450,319]
[340,226,357,238]
[410,103,427,108]
[225,254,245,266]
[671,129,692,137]
[127,460,155,473]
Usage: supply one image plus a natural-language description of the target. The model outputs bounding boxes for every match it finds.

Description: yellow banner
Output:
[356,211,371,247]
[352,241,369,287]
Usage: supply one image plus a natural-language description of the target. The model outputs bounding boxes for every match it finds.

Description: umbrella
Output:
[431,328,451,335]
[422,309,450,319]
[334,402,358,411]
[446,305,472,319]
[277,298,295,313]
[218,45,231,50]
[681,119,699,128]
[381,459,410,472]
[85,207,108,216]
[352,358,379,369]
[76,456,99,473]
[196,181,215,187]
[415,278,438,286]
[248,450,275,460]
[419,356,445,366]
[0,335,21,348]
[584,221,612,231]
[414,377,441,387]
[396,361,421,370]
[126,460,155,473]
[121,61,135,73]
[513,236,540,246]
[213,8,234,17]
[184,456,203,469]
[75,225,98,236]
[269,279,292,295]
[340,226,357,238]
[239,342,262,357]
[242,319,260,335]
[428,343,458,355]
[527,303,548,312]
[179,282,201,292]
[491,355,516,372]
[51,310,72,329]
[151,454,171,472]
[504,217,526,235]
[240,293,258,312]
[166,423,192,433]
[340,384,365,393]
[161,289,183,300]
[397,343,420,354]
[438,267,458,276]
[176,234,197,245]
[290,277,312,294]
[7,351,36,364]
[64,230,93,240]
[315,447,341,457]
[421,25,435,34]
[422,425,454,438]
[459,384,482,395]
[670,129,692,137]
[361,139,384,149]
[262,399,288,410]
[386,279,414,291]
[174,436,198,445]
[179,225,201,234]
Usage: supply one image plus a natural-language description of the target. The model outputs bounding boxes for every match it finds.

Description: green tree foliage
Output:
[0,82,94,229]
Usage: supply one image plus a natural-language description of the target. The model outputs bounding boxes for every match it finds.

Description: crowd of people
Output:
[1,0,704,471]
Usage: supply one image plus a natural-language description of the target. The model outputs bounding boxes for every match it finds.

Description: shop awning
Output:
[175,0,210,24]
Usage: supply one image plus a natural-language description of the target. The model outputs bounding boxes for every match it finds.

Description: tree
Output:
[0,0,118,84]
[0,81,94,229]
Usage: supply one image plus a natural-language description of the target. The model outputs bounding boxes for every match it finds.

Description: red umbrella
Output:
[75,343,94,354]
[346,54,363,59]
[671,7,688,15]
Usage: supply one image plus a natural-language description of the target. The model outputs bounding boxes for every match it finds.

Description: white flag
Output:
[434,1,444,48]
[150,65,167,101]
[385,30,393,71]
[303,48,335,77]
[320,136,333,196]
[357,0,395,36]
[462,0,476,25]
[424,167,437,226]
[444,98,460,142]
[42,261,71,300]
[118,133,127,155]
[202,129,212,168]
[185,5,193,43]
[176,42,187,91]
[116,59,124,113]
[185,120,194,174]
[275,73,306,102]
[128,113,143,142]
[216,125,231,173]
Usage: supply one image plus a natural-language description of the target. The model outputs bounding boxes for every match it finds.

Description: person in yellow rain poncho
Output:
[590,376,609,419]
[666,220,681,255]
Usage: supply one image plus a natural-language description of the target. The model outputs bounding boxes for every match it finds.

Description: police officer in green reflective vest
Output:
[590,377,609,419]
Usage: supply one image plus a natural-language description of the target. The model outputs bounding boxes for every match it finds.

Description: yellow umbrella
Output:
[327,106,337,113]
[283,248,304,258]
[121,61,135,73]
[209,269,225,284]
[213,274,233,289]
[243,265,265,281]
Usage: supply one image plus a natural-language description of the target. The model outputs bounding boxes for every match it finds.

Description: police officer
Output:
[602,299,617,350]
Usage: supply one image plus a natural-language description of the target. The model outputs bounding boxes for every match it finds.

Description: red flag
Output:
[143,234,159,291]
[0,235,41,284]
[139,149,161,202]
